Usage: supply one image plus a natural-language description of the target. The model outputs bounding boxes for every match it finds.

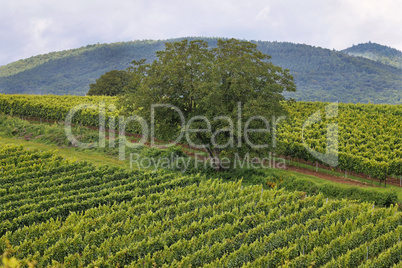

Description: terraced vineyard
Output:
[1,144,402,267]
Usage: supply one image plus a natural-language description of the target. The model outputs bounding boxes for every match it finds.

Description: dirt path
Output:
[284,165,375,187]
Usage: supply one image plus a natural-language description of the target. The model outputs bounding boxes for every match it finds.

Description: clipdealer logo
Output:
[64,101,339,168]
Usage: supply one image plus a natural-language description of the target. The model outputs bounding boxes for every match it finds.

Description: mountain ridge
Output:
[0,38,401,104]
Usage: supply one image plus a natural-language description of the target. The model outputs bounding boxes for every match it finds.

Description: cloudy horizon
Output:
[1,0,401,66]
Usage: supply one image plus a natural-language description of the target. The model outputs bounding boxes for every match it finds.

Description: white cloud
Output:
[255,6,271,22]
[0,0,401,66]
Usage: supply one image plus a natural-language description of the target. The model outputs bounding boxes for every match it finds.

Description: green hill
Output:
[0,38,401,104]
[0,40,167,95]
[0,45,99,78]
[257,41,401,104]
[342,42,402,69]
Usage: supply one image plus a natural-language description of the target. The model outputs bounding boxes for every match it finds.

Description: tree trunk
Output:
[206,147,214,159]
[205,147,224,171]
[213,149,223,171]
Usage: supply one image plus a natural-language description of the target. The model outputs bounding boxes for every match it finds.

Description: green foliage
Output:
[87,69,130,96]
[121,38,296,169]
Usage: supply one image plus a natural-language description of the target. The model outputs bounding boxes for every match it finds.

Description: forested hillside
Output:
[342,42,402,69]
[257,41,401,103]
[0,38,401,103]
[0,40,167,95]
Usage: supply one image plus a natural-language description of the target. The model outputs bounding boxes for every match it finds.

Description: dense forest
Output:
[342,42,402,69]
[257,41,401,103]
[0,40,167,95]
[0,38,401,104]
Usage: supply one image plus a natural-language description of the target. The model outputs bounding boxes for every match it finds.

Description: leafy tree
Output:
[123,59,148,94]
[120,39,296,170]
[87,69,130,96]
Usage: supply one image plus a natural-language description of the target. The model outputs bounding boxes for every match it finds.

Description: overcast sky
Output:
[1,0,401,66]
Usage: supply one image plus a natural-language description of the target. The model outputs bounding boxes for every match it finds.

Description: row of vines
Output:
[1,144,402,267]
[277,101,402,183]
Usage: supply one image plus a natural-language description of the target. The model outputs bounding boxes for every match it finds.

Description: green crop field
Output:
[1,94,402,267]
[0,144,402,267]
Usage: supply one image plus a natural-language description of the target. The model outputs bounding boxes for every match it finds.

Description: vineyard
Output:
[1,94,401,183]
[0,94,116,126]
[1,144,402,267]
[277,102,402,184]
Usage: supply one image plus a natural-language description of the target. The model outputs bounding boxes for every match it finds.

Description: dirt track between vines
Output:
[284,165,374,187]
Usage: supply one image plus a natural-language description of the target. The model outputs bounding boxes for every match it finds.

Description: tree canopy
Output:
[87,69,130,96]
[120,38,296,170]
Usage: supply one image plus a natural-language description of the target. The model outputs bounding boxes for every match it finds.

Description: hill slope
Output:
[257,41,401,103]
[0,40,167,95]
[342,42,402,69]
[0,38,401,104]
